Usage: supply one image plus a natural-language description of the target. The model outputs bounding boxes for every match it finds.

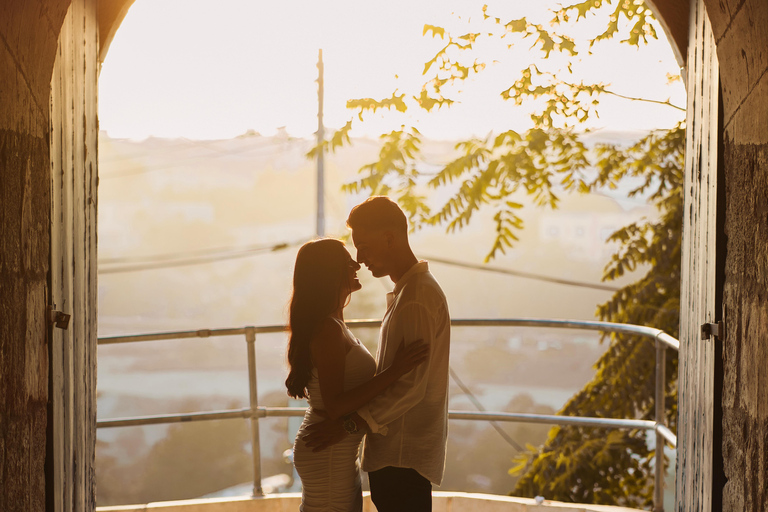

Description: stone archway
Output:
[1,0,766,510]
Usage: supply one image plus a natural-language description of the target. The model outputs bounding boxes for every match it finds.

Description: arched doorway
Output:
[31,0,766,510]
[93,0,692,508]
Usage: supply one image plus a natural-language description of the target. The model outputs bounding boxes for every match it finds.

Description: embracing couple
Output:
[285,196,451,511]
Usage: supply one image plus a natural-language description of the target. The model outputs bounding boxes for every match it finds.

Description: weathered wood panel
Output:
[676,0,719,510]
[49,0,99,510]
[0,2,71,511]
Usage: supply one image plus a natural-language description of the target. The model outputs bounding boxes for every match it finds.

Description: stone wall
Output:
[721,138,768,511]
[703,0,768,510]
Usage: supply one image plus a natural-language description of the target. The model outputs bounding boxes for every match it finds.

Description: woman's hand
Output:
[389,338,429,376]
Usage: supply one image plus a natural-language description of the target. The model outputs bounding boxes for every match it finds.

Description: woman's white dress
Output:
[293,319,376,512]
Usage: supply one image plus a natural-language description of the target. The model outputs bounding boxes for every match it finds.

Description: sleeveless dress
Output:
[293,318,377,512]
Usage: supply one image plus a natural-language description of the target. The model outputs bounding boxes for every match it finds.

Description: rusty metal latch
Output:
[700,321,723,341]
[48,305,71,330]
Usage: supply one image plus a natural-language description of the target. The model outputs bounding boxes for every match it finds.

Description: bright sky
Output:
[98,0,686,141]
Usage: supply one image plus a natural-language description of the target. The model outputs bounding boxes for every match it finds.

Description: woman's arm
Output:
[311,319,427,420]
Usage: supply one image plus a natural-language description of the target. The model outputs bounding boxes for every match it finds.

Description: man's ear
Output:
[383,230,396,248]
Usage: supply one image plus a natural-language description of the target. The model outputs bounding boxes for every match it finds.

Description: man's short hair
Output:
[346,196,408,234]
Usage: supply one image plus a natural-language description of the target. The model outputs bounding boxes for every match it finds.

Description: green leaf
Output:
[347,92,408,121]
[423,24,446,39]
[505,18,528,33]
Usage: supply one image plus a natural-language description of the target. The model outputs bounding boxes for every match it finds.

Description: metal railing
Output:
[97,318,678,512]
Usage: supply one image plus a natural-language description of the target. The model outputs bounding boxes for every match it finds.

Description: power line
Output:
[449,367,524,452]
[99,239,297,265]
[97,240,622,292]
[98,238,620,293]
[424,255,619,292]
[98,240,306,274]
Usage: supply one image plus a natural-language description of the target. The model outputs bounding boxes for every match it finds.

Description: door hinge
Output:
[48,305,71,330]
[700,321,724,341]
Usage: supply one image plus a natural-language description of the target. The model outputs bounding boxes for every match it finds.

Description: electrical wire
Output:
[98,240,622,294]
[99,238,300,264]
[449,367,525,452]
[424,255,619,292]
[98,239,306,274]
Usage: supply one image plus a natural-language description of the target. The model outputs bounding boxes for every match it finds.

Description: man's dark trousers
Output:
[368,466,432,511]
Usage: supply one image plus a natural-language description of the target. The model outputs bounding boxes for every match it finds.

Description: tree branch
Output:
[601,88,685,112]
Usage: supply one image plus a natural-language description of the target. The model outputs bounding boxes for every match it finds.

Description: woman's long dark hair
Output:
[285,238,350,399]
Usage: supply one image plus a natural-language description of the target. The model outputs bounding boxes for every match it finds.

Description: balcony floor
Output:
[97,492,646,512]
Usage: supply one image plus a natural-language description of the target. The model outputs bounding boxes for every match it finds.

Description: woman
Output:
[285,238,427,511]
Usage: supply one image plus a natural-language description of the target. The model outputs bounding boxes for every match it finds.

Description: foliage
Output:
[510,124,682,507]
[312,0,685,506]
[323,0,684,261]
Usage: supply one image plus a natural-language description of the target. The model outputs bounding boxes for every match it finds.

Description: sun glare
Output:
[98,0,685,141]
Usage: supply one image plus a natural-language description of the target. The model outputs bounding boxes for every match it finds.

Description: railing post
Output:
[654,338,667,512]
[245,327,264,497]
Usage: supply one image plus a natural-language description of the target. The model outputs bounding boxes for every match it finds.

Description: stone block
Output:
[727,70,768,144]
[705,0,741,42]
[716,0,768,129]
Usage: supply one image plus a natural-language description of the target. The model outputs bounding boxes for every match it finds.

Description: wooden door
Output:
[49,0,99,510]
[676,0,720,510]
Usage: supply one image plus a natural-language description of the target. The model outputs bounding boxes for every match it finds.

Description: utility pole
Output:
[316,49,325,237]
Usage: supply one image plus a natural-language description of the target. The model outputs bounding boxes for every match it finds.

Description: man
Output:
[305,196,451,511]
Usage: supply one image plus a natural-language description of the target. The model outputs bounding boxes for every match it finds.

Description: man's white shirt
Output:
[357,261,451,485]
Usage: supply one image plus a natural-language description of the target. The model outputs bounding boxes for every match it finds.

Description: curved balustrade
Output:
[97,318,678,511]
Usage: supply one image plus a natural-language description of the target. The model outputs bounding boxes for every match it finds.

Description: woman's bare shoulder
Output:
[310,317,345,349]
